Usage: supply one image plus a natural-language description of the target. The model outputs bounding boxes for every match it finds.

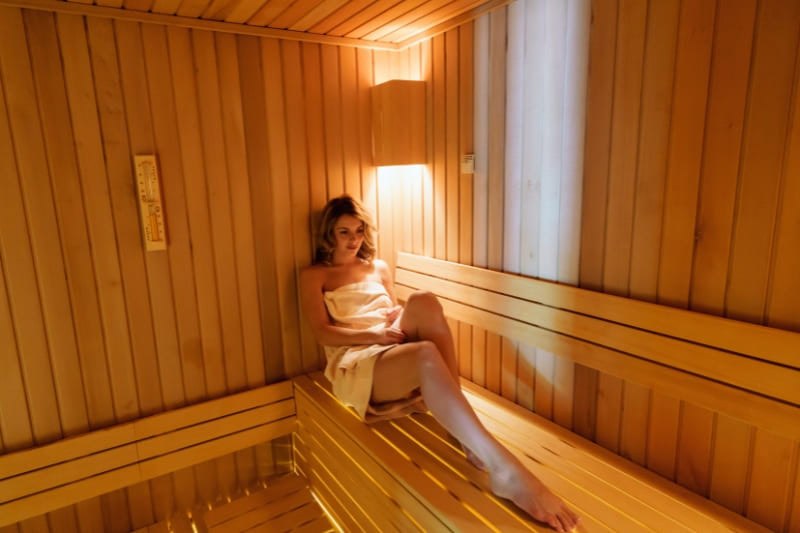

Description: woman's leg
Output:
[372,335,579,531]
[396,291,482,466]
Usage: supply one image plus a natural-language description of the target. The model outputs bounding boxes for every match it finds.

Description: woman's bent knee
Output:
[416,340,445,368]
[406,290,443,315]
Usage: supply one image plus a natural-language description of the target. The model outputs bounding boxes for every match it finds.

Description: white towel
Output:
[322,281,425,422]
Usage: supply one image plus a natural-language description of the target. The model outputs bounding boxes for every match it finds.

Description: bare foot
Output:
[489,460,580,532]
[461,443,487,471]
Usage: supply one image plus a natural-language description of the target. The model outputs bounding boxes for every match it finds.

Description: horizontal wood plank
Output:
[396,267,800,403]
[0,381,295,526]
[397,252,800,369]
[395,284,800,440]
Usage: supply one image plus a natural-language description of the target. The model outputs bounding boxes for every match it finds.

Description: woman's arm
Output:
[375,259,400,306]
[299,267,401,346]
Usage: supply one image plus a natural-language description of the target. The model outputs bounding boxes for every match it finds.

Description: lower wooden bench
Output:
[293,372,768,532]
[194,473,333,533]
[0,380,296,526]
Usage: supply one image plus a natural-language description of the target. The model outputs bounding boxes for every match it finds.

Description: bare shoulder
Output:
[372,259,393,283]
[299,264,325,289]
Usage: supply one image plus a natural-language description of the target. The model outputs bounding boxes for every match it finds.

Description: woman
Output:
[299,195,579,532]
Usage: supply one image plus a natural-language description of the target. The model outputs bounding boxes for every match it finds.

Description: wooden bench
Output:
[194,472,333,533]
[0,380,296,526]
[292,251,800,532]
[294,372,767,532]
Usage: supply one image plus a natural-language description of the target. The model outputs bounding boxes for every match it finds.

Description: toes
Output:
[561,509,580,531]
[545,514,564,532]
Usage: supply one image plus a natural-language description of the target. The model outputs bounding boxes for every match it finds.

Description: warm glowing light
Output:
[376,163,425,171]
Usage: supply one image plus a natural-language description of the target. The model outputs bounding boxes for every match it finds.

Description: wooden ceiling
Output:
[9,0,508,49]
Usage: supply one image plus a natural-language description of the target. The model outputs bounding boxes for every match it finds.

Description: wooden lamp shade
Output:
[371,79,426,166]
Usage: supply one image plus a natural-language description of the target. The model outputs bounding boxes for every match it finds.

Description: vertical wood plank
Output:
[101,489,132,533]
[500,337,517,402]
[485,331,501,394]
[520,0,543,280]
[473,14,488,268]
[92,17,162,420]
[46,507,79,533]
[559,0,590,288]
[0,6,70,444]
[726,0,800,324]
[534,349,554,420]
[433,34,446,260]
[503,1,523,275]
[186,27,241,503]
[445,29,460,264]
[158,24,225,409]
[595,0,647,454]
[459,23,473,268]
[26,10,116,430]
[339,46,361,198]
[262,37,304,378]
[0,240,33,451]
[458,322,471,380]
[216,34,267,387]
[653,0,716,485]
[126,483,155,530]
[422,39,435,258]
[282,40,320,373]
[75,499,105,532]
[142,22,205,413]
[303,42,328,217]
[356,47,377,224]
[689,0,755,315]
[57,11,139,429]
[471,326,486,387]
[321,44,344,199]
[191,28,249,395]
[621,0,679,467]
[486,10,505,271]
[517,344,535,412]
[237,35,284,383]
[575,0,618,441]
[710,416,753,514]
[619,382,650,466]
[746,431,796,532]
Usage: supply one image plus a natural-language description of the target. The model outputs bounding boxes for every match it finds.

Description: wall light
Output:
[372,79,427,167]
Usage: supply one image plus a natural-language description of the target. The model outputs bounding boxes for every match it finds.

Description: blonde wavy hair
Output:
[313,195,377,265]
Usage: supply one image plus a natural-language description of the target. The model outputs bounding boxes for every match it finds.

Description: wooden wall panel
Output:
[469,0,800,531]
[0,6,424,530]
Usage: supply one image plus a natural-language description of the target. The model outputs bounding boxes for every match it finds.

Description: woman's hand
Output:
[374,325,406,345]
[383,305,403,326]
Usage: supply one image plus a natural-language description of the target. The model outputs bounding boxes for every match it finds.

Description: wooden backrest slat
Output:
[0,380,295,527]
[395,285,800,439]
[136,399,295,460]
[0,424,136,479]
[133,380,293,440]
[397,252,800,369]
[138,418,296,481]
[0,443,138,504]
[397,268,800,404]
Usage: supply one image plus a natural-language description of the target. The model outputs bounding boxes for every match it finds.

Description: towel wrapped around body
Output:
[323,280,425,422]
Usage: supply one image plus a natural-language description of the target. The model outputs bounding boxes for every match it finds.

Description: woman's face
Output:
[333,214,365,259]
